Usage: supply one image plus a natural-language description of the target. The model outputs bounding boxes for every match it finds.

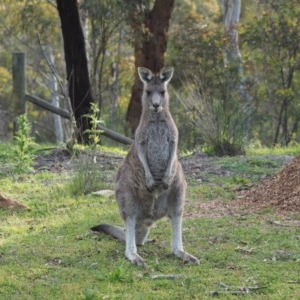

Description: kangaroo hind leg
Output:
[168,189,199,265]
[125,216,146,267]
[135,222,151,246]
[170,213,199,264]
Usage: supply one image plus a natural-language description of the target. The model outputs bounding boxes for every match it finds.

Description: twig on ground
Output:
[209,282,267,296]
[150,274,186,280]
[268,220,300,227]
[235,245,255,254]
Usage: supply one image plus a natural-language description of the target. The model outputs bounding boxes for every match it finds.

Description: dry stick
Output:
[210,282,267,296]
[210,290,247,296]
[150,274,186,280]
[268,220,300,227]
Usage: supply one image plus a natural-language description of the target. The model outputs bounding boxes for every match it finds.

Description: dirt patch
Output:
[33,148,298,216]
[0,192,28,210]
[185,198,241,218]
[180,152,230,179]
[237,155,300,214]
[34,149,73,172]
[181,152,298,217]
[34,148,123,173]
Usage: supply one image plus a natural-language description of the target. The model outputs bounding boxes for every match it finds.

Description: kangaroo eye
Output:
[160,90,165,96]
[146,90,151,96]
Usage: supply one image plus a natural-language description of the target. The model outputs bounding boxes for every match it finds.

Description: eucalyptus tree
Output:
[221,0,251,101]
[80,0,127,130]
[56,0,93,144]
[220,0,251,151]
[242,0,300,146]
[167,0,248,155]
[125,0,175,133]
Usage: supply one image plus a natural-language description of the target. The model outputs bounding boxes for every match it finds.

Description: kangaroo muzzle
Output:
[151,93,162,112]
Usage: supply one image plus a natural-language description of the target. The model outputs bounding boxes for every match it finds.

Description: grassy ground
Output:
[0,143,299,299]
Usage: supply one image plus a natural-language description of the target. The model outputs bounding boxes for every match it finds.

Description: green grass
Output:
[186,155,292,204]
[215,155,289,182]
[246,142,300,156]
[0,143,300,299]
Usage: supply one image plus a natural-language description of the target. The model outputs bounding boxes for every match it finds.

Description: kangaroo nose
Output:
[153,103,159,109]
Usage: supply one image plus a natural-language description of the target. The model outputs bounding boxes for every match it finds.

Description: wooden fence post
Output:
[12,52,26,133]
[11,52,132,145]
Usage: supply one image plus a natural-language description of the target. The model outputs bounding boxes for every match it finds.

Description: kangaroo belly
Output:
[146,127,170,180]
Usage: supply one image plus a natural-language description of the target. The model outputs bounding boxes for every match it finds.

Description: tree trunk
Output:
[56,0,93,143]
[126,0,175,133]
[222,0,242,68]
[221,0,252,140]
[45,45,64,143]
[110,27,122,130]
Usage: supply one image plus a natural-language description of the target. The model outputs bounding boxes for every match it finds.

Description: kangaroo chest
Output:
[145,121,171,180]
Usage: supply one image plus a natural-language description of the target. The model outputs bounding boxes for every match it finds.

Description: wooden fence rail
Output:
[26,94,71,119]
[12,52,133,145]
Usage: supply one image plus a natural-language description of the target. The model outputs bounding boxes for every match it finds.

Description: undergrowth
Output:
[246,141,300,156]
[13,114,36,173]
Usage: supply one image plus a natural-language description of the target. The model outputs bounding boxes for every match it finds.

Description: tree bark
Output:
[45,45,64,143]
[222,0,242,67]
[126,0,175,133]
[221,0,252,141]
[56,0,93,143]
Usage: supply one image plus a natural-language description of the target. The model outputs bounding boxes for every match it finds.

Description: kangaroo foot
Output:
[173,249,199,265]
[125,251,146,267]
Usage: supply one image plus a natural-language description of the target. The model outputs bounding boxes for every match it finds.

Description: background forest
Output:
[0,0,300,155]
[1,2,300,298]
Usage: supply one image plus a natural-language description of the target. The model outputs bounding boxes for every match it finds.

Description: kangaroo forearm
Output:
[137,144,152,178]
[165,140,176,176]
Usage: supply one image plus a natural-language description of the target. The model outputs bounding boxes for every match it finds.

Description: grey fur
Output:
[91,224,125,241]
[91,67,199,266]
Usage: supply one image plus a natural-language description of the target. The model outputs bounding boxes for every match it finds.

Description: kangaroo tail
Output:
[91,224,125,242]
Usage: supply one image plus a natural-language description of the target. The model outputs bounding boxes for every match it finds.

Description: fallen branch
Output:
[268,220,300,227]
[210,282,267,296]
[235,245,255,254]
[150,274,186,280]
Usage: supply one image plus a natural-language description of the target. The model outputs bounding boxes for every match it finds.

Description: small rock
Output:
[91,190,114,197]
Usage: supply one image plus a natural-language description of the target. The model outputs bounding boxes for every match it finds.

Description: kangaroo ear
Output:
[159,67,174,83]
[138,67,153,84]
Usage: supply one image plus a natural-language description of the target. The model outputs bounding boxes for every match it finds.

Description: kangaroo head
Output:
[138,67,174,113]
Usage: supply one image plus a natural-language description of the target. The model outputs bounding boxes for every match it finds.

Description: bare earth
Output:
[8,148,298,217]
[182,153,299,217]
[237,155,300,214]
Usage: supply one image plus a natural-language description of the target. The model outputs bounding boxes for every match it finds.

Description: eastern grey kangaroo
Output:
[91,67,199,266]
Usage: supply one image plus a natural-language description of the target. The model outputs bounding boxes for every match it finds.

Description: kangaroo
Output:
[91,67,199,266]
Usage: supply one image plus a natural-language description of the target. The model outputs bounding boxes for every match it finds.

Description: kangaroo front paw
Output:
[146,176,155,192]
[162,181,169,189]
[126,252,146,267]
[162,175,171,189]
[173,249,199,265]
